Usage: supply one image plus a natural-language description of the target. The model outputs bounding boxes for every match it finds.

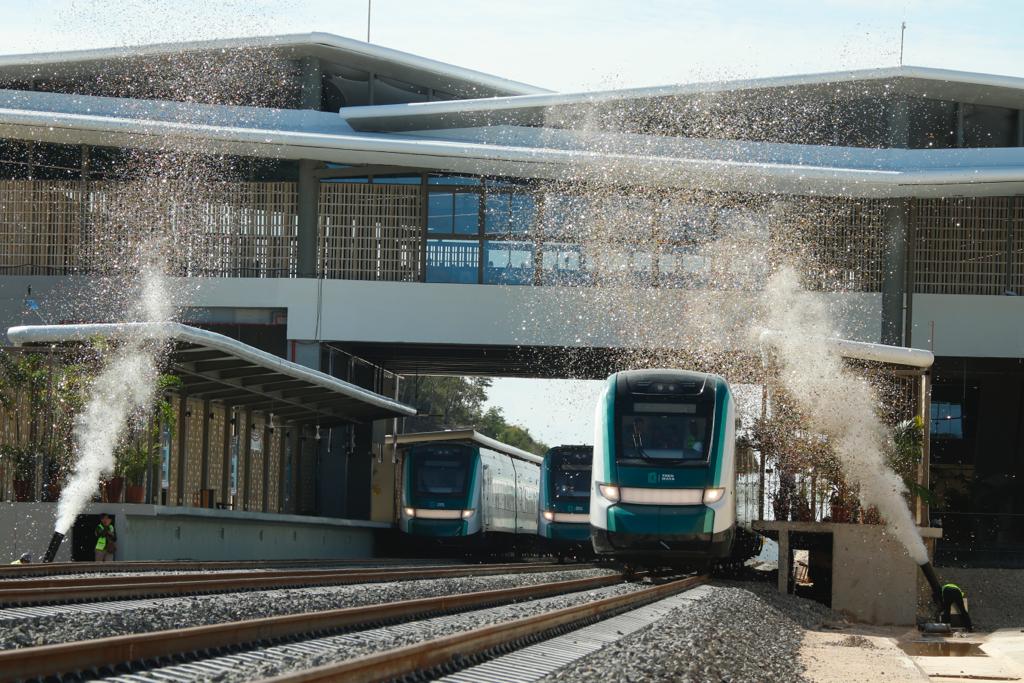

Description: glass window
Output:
[931,401,964,439]
[659,248,709,288]
[548,447,592,500]
[453,192,480,234]
[371,175,421,185]
[428,193,454,233]
[486,192,535,235]
[411,446,472,497]
[484,241,534,285]
[426,239,479,283]
[541,194,588,238]
[541,243,591,286]
[428,174,480,186]
[617,403,713,463]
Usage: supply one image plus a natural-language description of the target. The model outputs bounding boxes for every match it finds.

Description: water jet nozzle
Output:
[43,531,65,563]
[920,561,943,608]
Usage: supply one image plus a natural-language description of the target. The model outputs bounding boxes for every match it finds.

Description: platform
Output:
[755,520,943,625]
[0,502,389,563]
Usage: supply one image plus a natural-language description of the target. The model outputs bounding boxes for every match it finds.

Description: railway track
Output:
[0,557,439,579]
[0,561,577,608]
[0,569,633,682]
[257,574,707,683]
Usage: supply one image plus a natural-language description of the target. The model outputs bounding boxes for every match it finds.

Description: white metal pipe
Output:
[758,329,934,368]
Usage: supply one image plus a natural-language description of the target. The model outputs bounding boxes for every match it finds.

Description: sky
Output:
[2,0,1020,445]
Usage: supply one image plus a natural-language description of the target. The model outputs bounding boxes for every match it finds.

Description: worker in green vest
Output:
[941,582,973,632]
[94,513,117,562]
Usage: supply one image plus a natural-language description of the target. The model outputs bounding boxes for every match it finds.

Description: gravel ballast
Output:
[0,567,617,649]
[106,581,646,683]
[537,582,822,683]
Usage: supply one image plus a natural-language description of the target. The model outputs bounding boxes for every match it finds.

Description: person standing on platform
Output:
[94,513,117,562]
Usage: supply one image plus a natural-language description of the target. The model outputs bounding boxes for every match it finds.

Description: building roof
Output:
[0,33,547,100]
[5,88,1024,198]
[386,429,543,465]
[340,65,1024,133]
[6,322,417,423]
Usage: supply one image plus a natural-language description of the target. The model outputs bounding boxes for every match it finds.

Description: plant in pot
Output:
[118,440,150,504]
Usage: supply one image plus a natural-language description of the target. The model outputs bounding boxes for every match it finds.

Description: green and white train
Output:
[397,430,541,551]
[537,445,593,555]
[589,369,760,565]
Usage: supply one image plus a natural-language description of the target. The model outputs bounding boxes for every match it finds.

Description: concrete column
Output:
[199,399,211,498]
[262,420,272,513]
[241,409,253,511]
[881,200,910,346]
[175,395,188,506]
[297,159,320,279]
[220,407,232,508]
[347,423,373,520]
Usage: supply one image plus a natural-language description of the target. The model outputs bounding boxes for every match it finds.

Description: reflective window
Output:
[411,446,472,498]
[428,191,480,235]
[486,192,534,235]
[426,239,479,283]
[541,194,589,238]
[541,243,591,286]
[428,174,480,185]
[931,401,964,439]
[484,241,534,285]
[618,405,712,463]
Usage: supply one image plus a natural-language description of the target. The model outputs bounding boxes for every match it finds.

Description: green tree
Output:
[399,376,548,455]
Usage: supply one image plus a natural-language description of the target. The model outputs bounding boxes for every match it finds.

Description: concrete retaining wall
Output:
[758,520,943,625]
[0,502,387,562]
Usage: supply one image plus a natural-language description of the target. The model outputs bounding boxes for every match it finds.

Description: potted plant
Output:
[118,441,150,504]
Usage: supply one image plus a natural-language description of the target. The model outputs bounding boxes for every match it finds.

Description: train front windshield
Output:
[411,446,473,498]
[549,449,591,500]
[618,402,712,463]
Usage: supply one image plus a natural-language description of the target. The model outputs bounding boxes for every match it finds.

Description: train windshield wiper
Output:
[631,431,660,463]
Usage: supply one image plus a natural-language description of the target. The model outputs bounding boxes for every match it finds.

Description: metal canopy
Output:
[6,322,417,424]
[0,33,546,99]
[386,429,543,465]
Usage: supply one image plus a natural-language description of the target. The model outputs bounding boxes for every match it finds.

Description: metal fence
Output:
[0,179,423,281]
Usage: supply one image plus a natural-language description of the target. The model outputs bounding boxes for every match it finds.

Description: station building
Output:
[0,34,1021,563]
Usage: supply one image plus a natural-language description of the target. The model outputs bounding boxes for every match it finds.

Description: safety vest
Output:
[95,524,114,551]
[942,583,963,597]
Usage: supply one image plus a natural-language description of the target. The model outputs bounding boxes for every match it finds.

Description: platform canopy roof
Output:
[0,33,546,100]
[6,322,417,424]
[339,65,1024,132]
[386,429,543,465]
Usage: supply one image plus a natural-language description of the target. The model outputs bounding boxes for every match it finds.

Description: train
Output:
[394,430,541,553]
[537,445,593,557]
[589,369,760,566]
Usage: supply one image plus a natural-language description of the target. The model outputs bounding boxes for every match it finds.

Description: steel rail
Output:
[0,571,625,683]
[0,562,581,607]
[0,557,436,578]
[0,561,529,590]
[258,574,708,683]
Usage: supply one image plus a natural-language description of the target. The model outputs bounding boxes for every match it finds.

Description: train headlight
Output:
[598,484,620,502]
[703,488,726,504]
[461,509,475,519]
[403,507,416,518]
[542,510,555,522]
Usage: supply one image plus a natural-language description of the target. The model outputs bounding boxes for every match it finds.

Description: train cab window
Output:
[619,402,712,463]
[549,448,592,499]
[411,446,472,497]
